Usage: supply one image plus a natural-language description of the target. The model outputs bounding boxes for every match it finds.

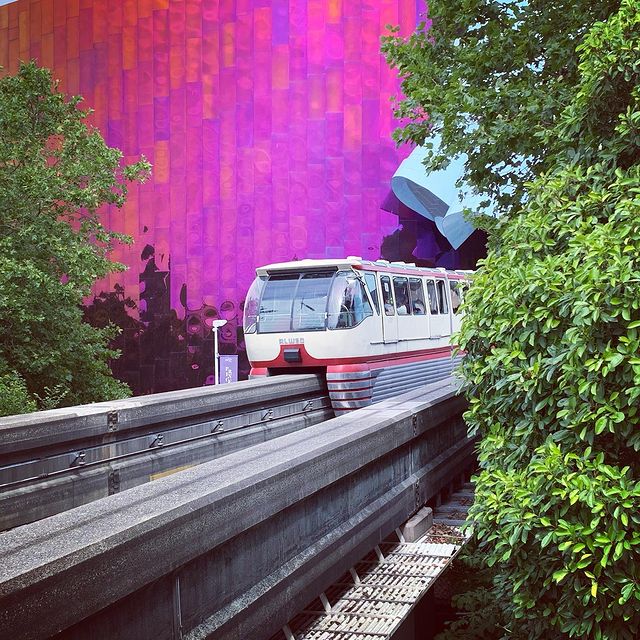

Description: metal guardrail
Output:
[0,374,331,529]
[0,377,473,640]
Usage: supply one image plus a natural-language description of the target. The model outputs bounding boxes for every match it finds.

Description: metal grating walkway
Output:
[271,486,473,640]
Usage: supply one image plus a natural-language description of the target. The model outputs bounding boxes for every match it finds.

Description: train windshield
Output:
[253,271,334,333]
[292,272,334,330]
[243,276,267,334]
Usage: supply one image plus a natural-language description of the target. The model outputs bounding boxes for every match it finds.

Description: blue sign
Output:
[219,355,238,385]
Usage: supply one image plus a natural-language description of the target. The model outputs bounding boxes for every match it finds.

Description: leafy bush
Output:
[0,371,37,416]
[458,3,640,637]
[435,544,512,640]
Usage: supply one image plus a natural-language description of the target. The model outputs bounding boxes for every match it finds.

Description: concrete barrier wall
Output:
[0,374,330,529]
[0,374,326,461]
[0,378,473,640]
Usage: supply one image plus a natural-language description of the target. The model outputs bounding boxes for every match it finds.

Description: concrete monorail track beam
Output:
[0,377,473,640]
[0,375,331,529]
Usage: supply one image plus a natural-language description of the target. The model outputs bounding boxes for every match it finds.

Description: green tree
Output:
[381,0,620,217]
[454,2,640,638]
[0,62,150,416]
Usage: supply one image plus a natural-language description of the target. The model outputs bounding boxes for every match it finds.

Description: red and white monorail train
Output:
[243,257,471,412]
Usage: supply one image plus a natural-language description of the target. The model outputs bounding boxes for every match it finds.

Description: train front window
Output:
[291,272,333,331]
[243,276,267,334]
[256,271,334,333]
[327,271,373,330]
[258,275,299,333]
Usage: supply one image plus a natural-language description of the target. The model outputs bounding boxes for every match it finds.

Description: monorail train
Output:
[243,257,471,412]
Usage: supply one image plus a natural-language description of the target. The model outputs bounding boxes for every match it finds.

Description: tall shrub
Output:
[458,3,640,637]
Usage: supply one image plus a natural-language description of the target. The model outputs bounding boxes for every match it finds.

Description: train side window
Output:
[436,279,449,314]
[393,277,410,315]
[425,280,438,314]
[380,276,395,316]
[449,281,462,313]
[409,278,426,315]
[363,272,380,314]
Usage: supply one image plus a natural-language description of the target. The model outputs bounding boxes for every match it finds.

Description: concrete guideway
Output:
[0,374,331,529]
[0,377,474,640]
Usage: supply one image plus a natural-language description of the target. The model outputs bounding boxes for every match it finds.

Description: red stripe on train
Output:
[251,345,456,370]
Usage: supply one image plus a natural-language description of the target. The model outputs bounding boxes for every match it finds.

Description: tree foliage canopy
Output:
[387,0,640,637]
[0,62,150,415]
[382,0,620,216]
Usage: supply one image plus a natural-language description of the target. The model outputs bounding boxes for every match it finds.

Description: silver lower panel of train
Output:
[327,354,462,411]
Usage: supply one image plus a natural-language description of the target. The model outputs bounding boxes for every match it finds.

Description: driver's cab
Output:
[243,265,375,335]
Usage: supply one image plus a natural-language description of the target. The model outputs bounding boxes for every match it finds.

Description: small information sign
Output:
[219,355,238,385]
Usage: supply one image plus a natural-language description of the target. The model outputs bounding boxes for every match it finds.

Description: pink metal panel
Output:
[0,0,417,389]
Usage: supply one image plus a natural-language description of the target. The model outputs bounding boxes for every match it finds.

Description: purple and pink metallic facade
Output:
[0,0,425,390]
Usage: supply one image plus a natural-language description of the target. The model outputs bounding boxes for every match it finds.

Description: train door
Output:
[419,277,432,337]
[362,272,381,316]
[379,275,398,343]
[409,277,429,338]
[393,275,422,342]
[425,278,450,338]
[448,279,463,334]
[435,278,451,337]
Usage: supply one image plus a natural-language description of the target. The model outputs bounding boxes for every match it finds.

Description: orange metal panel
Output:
[138,0,153,19]
[29,1,41,43]
[123,25,137,70]
[221,22,234,68]
[185,36,201,82]
[53,0,66,27]
[18,9,29,55]
[67,0,80,19]
[154,140,170,184]
[66,15,79,59]
[41,0,53,34]
[40,31,54,68]
[327,0,342,24]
